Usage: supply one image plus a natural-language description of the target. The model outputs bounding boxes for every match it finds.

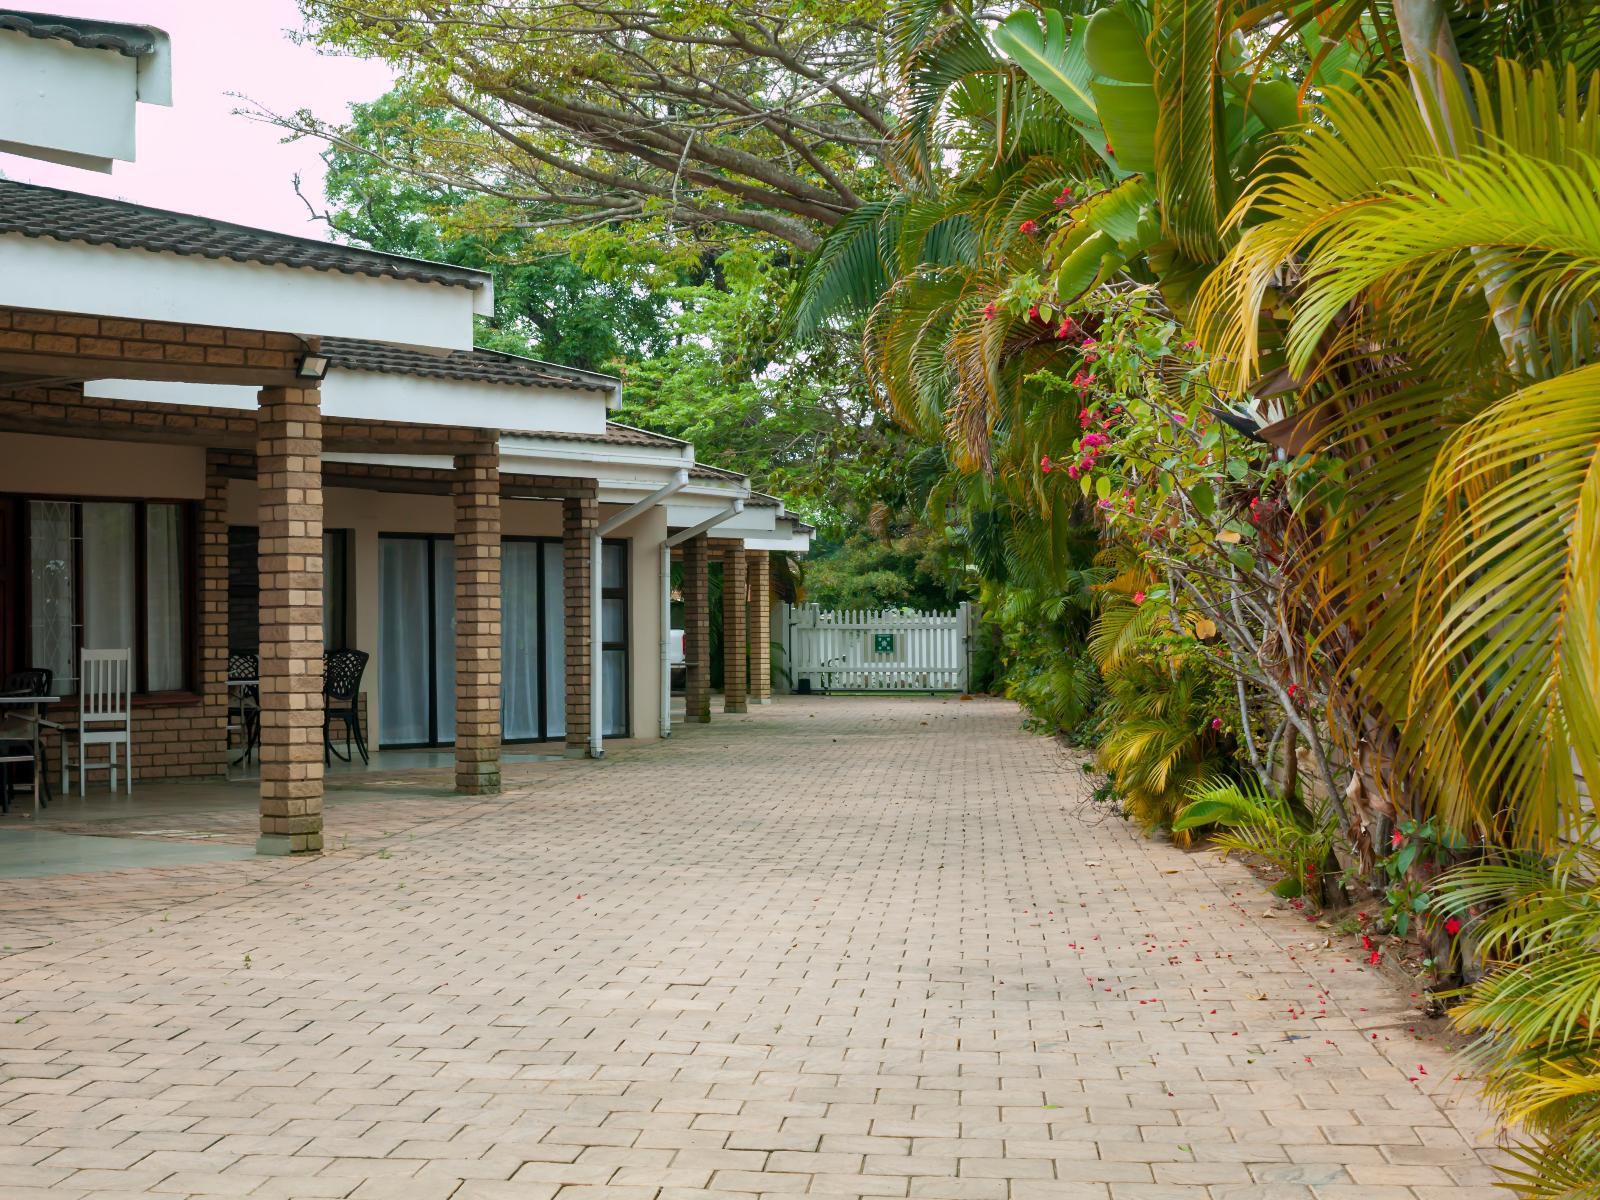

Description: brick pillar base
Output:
[748,550,772,704]
[683,534,711,723]
[563,491,597,756]
[256,386,324,855]
[454,443,502,794]
[723,546,748,714]
[202,452,231,770]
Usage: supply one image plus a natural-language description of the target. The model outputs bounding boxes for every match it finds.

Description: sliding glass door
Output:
[378,535,455,747]
[380,534,630,747]
[501,539,567,741]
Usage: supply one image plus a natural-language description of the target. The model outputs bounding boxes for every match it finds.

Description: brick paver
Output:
[0,696,1504,1198]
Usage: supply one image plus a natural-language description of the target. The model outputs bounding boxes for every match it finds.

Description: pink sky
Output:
[0,0,395,237]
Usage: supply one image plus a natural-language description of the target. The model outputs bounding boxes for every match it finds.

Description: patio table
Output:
[0,694,60,817]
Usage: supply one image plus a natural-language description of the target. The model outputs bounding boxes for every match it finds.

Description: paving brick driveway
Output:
[1,696,1504,1199]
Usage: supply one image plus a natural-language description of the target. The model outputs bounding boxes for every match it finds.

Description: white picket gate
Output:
[781,602,972,693]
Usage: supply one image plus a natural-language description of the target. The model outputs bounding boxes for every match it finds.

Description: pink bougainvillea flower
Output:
[1183,338,1200,350]
[1132,591,1146,605]
[1054,185,1074,207]
[1444,917,1462,936]
[1019,218,1038,234]
[983,302,998,321]
[1040,454,1053,474]
[1067,464,1080,479]
[1211,718,1222,731]
[1028,304,1041,321]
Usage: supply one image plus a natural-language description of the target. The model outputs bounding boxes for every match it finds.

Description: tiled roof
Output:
[322,337,617,395]
[0,179,492,291]
[525,423,687,449]
[0,10,160,56]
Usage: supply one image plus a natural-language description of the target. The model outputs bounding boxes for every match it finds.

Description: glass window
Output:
[145,504,184,691]
[23,499,190,694]
[600,539,628,737]
[28,500,75,691]
[323,529,350,649]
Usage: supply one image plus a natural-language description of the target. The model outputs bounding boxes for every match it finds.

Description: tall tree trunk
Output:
[1392,0,1536,367]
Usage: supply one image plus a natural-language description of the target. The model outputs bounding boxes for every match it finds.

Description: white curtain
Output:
[83,504,135,682]
[28,500,75,691]
[433,539,456,743]
[603,649,627,736]
[543,545,566,738]
[379,538,431,744]
[501,541,541,740]
[145,504,183,690]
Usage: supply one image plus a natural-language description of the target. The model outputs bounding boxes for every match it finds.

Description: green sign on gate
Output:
[873,632,896,655]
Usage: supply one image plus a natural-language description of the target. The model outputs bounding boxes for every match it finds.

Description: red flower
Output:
[1040,455,1053,474]
[1105,142,1115,156]
[1391,830,1406,850]
[1210,718,1222,731]
[1132,591,1146,605]
[1019,219,1038,234]
[1368,950,1382,965]
[983,302,998,321]
[1444,917,1462,936]
[1054,185,1074,208]
[1028,304,1041,321]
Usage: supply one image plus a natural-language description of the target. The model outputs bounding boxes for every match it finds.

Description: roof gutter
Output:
[588,470,690,759]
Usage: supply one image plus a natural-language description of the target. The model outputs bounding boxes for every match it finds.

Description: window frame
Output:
[600,539,630,739]
[7,493,198,698]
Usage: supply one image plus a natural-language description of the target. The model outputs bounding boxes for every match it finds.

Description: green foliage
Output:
[802,532,965,612]
[1175,778,1338,905]
[296,0,893,253]
[1440,834,1600,1195]
[613,247,920,542]
[1093,632,1237,832]
[319,92,671,371]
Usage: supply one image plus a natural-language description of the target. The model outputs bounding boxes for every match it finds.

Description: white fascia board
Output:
[742,529,813,552]
[136,28,173,106]
[500,437,692,474]
[85,372,608,435]
[0,32,137,168]
[667,499,776,533]
[330,371,606,434]
[0,234,485,350]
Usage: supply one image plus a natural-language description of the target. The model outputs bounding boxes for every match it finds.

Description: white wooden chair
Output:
[67,649,133,796]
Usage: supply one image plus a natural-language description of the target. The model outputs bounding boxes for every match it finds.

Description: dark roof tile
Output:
[0,179,491,290]
[0,10,160,56]
[322,337,616,395]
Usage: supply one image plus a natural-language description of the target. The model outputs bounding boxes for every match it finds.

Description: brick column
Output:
[723,546,748,714]
[748,550,772,704]
[256,386,323,856]
[454,443,501,794]
[682,534,712,723]
[563,491,597,755]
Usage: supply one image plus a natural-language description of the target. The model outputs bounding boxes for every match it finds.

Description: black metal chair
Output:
[323,649,370,766]
[0,668,54,813]
[227,652,261,769]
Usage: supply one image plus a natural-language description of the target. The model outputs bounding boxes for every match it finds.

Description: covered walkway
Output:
[0,696,1500,1198]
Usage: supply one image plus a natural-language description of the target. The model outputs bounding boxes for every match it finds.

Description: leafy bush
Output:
[1174,778,1339,904]
[1440,835,1600,1196]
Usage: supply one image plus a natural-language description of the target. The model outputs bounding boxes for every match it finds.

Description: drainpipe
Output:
[661,498,746,739]
[590,469,689,759]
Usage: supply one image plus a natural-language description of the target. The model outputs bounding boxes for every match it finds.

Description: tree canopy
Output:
[290,0,894,255]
